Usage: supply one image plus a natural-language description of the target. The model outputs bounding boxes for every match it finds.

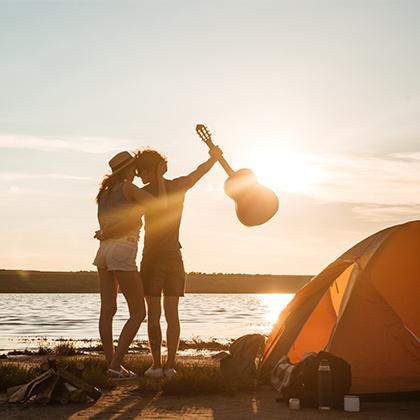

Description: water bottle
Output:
[318,359,333,410]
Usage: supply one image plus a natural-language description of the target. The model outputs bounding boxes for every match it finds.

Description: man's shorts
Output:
[140,250,185,297]
[93,239,138,272]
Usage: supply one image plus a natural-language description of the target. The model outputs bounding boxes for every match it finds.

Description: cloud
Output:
[299,151,420,222]
[0,134,140,154]
[307,151,420,206]
[1,132,419,222]
[5,185,91,198]
[388,152,420,162]
[352,204,420,222]
[0,173,95,181]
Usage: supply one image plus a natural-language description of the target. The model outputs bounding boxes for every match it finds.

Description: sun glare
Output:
[259,293,294,329]
[246,145,323,195]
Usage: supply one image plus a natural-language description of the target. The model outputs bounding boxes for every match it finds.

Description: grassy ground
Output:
[2,353,419,419]
[0,353,237,396]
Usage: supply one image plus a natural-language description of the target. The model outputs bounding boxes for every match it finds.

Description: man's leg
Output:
[146,296,162,368]
[98,269,118,366]
[163,296,180,369]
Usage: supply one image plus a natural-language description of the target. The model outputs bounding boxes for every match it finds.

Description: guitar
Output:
[196,124,279,226]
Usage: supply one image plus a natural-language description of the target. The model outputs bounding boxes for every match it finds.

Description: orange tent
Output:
[260,221,420,395]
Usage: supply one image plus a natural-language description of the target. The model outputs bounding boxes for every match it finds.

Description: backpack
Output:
[213,334,266,390]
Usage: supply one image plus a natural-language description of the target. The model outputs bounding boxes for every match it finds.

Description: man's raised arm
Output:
[176,146,223,190]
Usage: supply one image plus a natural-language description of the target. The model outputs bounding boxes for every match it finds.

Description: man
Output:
[135,147,222,379]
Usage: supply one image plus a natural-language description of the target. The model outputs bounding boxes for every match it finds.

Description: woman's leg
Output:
[145,296,163,368]
[98,269,118,366]
[163,296,180,369]
[109,271,146,370]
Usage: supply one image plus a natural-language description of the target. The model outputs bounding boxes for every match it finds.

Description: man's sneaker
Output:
[144,366,164,379]
[163,367,177,380]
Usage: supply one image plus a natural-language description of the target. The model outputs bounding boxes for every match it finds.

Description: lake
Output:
[0,293,294,353]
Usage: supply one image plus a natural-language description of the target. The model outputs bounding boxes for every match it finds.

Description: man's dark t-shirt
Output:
[141,177,191,257]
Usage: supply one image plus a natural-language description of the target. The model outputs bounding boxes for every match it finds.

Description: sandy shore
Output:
[1,381,419,419]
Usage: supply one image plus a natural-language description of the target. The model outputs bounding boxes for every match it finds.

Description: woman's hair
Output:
[96,165,133,203]
[135,149,167,172]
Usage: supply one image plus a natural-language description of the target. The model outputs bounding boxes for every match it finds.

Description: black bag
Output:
[281,351,351,408]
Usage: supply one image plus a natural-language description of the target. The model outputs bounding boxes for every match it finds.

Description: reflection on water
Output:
[0,293,294,352]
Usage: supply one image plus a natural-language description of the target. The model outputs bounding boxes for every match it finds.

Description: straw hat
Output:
[108,151,135,174]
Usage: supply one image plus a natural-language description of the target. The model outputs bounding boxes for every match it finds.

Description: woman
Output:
[93,150,165,378]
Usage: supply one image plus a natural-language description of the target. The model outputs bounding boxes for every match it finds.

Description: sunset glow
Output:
[248,147,324,195]
[0,1,419,275]
[1,3,419,417]
[259,293,294,329]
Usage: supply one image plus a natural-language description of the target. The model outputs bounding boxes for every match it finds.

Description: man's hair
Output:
[135,149,167,171]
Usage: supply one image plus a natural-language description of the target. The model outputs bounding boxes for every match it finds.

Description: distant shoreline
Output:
[0,269,312,293]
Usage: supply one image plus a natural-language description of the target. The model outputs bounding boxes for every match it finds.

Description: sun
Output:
[245,145,323,195]
[258,293,294,329]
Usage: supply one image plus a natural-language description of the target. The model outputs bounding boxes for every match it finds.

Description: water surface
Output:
[0,293,294,353]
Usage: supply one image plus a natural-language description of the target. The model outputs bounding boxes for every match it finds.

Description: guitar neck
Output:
[204,139,235,177]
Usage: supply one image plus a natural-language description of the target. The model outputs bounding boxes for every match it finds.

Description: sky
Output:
[1,0,419,275]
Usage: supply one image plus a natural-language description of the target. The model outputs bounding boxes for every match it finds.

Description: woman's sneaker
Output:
[163,367,177,380]
[144,366,164,379]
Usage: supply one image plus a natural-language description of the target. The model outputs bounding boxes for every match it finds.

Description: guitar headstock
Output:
[195,124,212,144]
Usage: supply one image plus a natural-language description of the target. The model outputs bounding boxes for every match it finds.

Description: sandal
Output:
[121,366,137,378]
[107,367,137,380]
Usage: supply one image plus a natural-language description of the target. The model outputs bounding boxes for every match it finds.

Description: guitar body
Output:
[224,169,279,226]
[195,124,279,226]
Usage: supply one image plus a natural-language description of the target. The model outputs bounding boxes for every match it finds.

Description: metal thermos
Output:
[318,359,333,410]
